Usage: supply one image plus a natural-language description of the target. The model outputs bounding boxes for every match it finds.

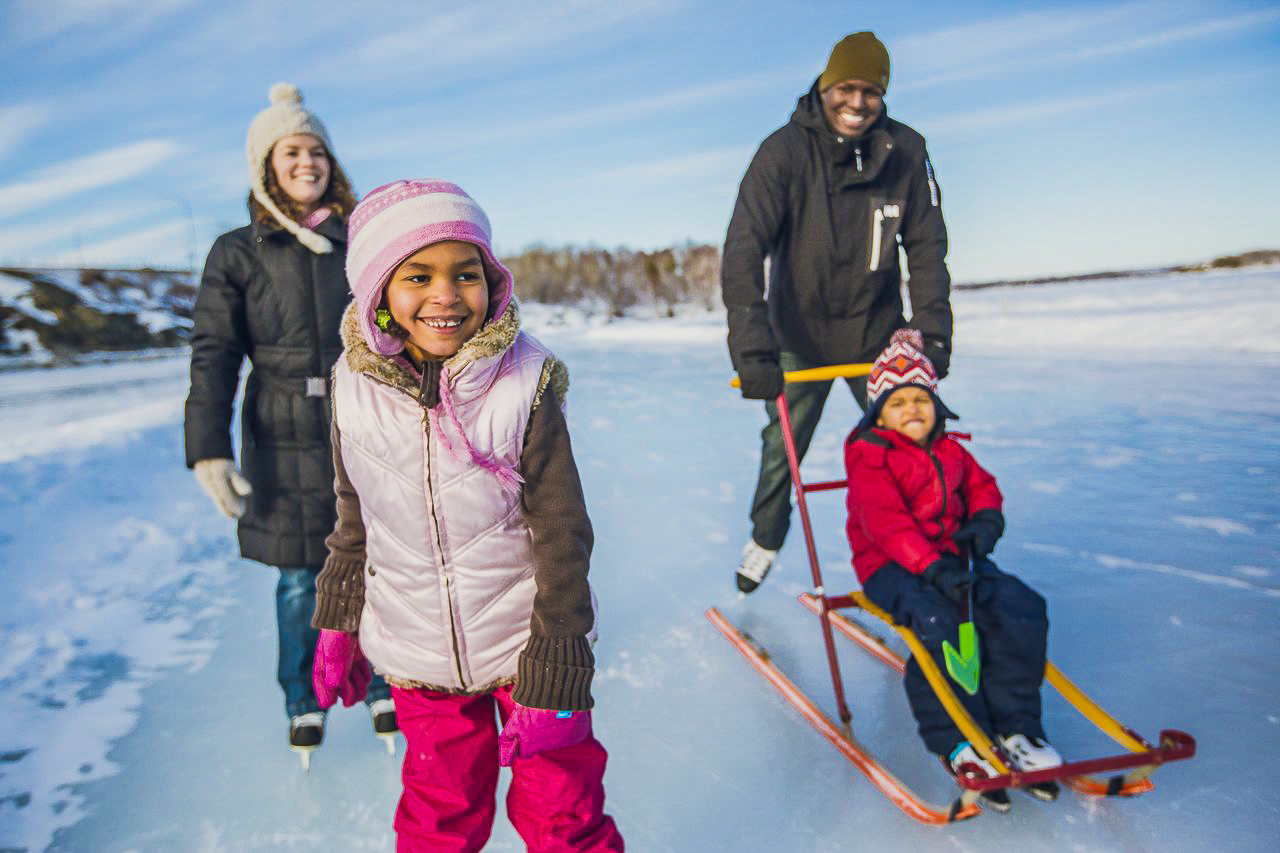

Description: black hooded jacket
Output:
[722,82,953,376]
[184,213,350,568]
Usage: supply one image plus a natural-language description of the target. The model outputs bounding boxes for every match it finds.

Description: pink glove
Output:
[312,629,372,709]
[498,703,591,766]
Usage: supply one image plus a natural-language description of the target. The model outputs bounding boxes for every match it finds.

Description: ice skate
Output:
[735,539,777,595]
[289,711,326,771]
[947,742,1011,813]
[370,698,399,755]
[999,733,1063,801]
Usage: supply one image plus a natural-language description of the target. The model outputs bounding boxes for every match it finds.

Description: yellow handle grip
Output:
[730,363,873,388]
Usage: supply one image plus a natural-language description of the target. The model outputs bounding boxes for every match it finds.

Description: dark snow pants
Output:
[861,559,1048,756]
[750,351,868,551]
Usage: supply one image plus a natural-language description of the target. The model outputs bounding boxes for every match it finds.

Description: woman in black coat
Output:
[184,84,392,764]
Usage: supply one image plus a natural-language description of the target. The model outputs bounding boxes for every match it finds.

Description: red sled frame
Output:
[710,365,1196,823]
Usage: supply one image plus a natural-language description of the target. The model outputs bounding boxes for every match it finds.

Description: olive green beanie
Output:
[819,31,890,93]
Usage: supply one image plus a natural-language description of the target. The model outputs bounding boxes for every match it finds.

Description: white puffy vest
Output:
[333,332,552,690]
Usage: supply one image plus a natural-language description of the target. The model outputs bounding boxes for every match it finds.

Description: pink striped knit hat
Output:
[346,180,514,355]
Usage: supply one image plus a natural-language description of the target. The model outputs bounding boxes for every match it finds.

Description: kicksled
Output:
[710,363,1195,824]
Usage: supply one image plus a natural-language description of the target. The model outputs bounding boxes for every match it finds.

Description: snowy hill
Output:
[0,267,1278,852]
[0,268,195,366]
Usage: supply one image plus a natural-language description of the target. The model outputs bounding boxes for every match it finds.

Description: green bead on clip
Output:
[375,308,392,331]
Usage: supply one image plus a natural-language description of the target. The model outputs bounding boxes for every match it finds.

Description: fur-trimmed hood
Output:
[339,298,522,393]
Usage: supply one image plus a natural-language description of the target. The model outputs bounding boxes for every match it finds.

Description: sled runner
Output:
[711,364,1196,823]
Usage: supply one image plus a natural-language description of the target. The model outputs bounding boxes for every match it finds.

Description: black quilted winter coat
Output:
[184,213,350,568]
[722,81,954,376]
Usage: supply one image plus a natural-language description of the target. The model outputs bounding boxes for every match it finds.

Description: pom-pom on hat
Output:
[819,31,890,93]
[860,328,959,430]
[245,83,335,254]
[346,180,514,356]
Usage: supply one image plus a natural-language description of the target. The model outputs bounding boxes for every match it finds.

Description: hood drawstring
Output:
[427,364,524,495]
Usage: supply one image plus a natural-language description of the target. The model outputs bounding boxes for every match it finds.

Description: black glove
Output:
[922,554,970,600]
[951,509,1005,557]
[735,350,784,400]
[923,339,951,379]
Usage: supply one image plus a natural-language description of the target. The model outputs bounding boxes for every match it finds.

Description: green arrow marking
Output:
[943,622,981,696]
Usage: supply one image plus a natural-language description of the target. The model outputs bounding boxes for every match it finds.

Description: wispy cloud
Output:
[40,219,189,268]
[0,202,170,262]
[1,0,199,49]
[895,4,1280,92]
[340,0,676,69]
[1053,7,1280,63]
[0,139,181,222]
[923,76,1214,136]
[345,72,772,164]
[893,3,1152,81]
[575,145,755,186]
[0,104,50,161]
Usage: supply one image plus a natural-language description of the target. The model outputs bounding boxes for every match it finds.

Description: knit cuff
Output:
[512,635,595,711]
[311,555,365,632]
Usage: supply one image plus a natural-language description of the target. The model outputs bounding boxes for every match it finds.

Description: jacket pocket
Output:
[867,197,905,272]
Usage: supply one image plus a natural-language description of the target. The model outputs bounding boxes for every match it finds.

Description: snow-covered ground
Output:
[1,267,1277,852]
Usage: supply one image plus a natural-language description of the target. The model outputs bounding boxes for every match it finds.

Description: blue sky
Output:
[1,0,1277,281]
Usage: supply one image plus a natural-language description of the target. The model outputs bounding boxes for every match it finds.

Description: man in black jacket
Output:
[723,31,955,593]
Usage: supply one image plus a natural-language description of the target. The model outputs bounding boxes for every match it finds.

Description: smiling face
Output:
[820,78,884,138]
[384,240,489,364]
[269,133,330,214]
[875,386,937,447]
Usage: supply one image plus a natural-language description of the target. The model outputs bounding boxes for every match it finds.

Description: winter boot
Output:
[289,711,326,771]
[999,733,1063,802]
[370,698,399,755]
[946,742,1011,813]
[736,540,778,594]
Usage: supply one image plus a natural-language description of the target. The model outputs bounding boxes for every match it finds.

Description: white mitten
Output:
[193,458,253,519]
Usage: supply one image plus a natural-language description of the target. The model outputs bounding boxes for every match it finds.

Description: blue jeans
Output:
[749,351,868,550]
[276,567,390,718]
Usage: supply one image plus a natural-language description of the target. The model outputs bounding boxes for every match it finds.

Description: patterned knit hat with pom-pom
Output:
[860,328,958,428]
[245,82,335,254]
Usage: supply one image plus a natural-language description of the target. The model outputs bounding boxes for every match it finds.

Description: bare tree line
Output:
[502,243,722,317]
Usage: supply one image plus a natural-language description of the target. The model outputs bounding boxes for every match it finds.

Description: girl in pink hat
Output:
[309,179,623,852]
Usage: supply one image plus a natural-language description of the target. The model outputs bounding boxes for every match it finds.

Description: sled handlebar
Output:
[730,363,872,388]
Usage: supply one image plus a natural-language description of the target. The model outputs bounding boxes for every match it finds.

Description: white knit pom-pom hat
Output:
[245,82,335,254]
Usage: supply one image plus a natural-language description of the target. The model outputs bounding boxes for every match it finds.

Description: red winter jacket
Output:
[844,427,1002,584]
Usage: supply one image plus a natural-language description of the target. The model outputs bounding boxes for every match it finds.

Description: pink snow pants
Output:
[392,685,624,853]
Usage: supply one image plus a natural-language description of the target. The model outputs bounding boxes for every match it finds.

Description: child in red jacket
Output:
[845,329,1061,810]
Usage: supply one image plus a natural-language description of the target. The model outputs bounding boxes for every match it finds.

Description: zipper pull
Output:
[855,147,863,171]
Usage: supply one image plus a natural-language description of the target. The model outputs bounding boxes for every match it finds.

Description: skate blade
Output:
[291,744,317,771]
[1023,783,1060,802]
[377,733,397,755]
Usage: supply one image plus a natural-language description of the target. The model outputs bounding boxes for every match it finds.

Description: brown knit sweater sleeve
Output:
[311,411,367,632]
[512,383,598,711]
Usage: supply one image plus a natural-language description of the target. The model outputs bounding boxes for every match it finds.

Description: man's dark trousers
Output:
[749,351,868,551]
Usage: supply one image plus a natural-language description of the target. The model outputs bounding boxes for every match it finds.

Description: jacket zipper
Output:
[928,450,948,522]
[307,251,330,432]
[869,207,885,272]
[855,146,863,172]
[423,401,468,689]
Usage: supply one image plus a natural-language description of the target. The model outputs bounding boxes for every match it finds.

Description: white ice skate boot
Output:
[946,742,1011,813]
[999,733,1063,801]
[736,540,778,595]
[370,698,399,755]
[289,711,326,771]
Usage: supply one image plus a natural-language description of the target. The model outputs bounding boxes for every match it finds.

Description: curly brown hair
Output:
[248,142,357,226]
